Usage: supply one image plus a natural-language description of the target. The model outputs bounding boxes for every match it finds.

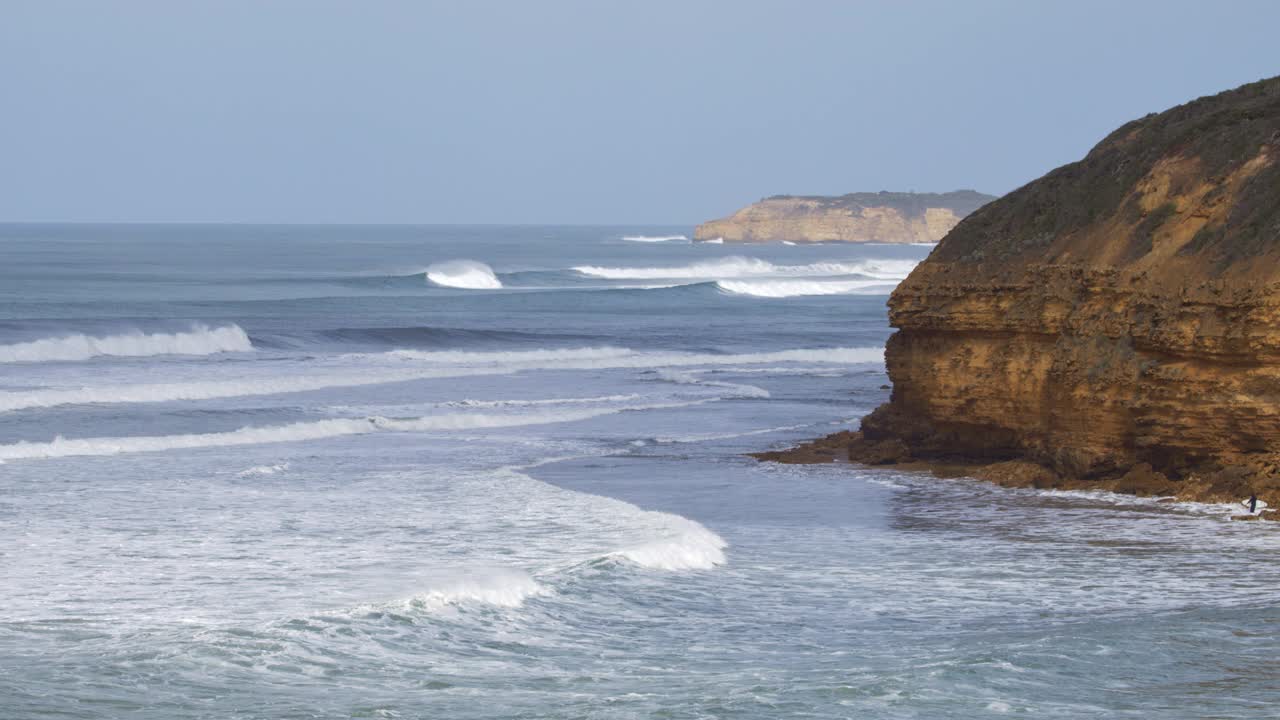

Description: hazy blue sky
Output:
[3,1,1278,224]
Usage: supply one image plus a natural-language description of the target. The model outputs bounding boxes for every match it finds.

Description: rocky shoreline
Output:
[751,430,1272,520]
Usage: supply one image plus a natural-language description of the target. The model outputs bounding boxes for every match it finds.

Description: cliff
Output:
[773,77,1280,507]
[693,190,994,243]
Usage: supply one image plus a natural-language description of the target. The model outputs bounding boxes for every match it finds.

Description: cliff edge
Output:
[693,190,993,243]
[783,77,1280,506]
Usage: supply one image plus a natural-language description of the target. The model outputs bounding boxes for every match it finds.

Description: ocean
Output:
[1,224,1277,718]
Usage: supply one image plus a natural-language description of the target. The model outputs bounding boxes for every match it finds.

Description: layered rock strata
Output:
[764,77,1280,508]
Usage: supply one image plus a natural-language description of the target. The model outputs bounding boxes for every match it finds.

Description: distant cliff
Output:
[694,190,994,243]
[837,76,1280,505]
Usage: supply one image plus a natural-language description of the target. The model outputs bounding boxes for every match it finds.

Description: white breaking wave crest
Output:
[0,324,252,363]
[571,256,918,281]
[0,401,705,461]
[621,235,688,243]
[0,346,881,413]
[700,237,724,244]
[609,511,728,570]
[716,279,899,298]
[425,260,503,289]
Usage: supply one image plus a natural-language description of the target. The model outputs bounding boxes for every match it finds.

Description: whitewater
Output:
[0,324,252,363]
[2,223,1275,720]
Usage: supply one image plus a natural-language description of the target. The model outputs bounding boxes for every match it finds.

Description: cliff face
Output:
[858,77,1280,502]
[694,191,993,243]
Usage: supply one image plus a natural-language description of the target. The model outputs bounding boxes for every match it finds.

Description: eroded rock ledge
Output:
[758,76,1280,509]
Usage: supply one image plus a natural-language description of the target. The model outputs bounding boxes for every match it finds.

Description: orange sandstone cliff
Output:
[694,191,993,243]
[782,77,1280,505]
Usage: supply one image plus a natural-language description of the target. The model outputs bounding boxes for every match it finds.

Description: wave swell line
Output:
[0,325,252,363]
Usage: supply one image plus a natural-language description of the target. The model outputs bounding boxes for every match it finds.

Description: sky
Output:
[2,1,1278,225]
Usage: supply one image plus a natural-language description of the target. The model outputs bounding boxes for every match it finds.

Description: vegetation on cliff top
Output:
[935,76,1280,269]
[762,190,995,218]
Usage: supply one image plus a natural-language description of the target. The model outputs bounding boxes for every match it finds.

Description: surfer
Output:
[1246,494,1259,514]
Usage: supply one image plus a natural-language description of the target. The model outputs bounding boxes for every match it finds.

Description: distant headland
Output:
[693,190,995,243]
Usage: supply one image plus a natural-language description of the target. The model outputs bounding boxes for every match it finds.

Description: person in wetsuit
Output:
[1247,494,1258,514]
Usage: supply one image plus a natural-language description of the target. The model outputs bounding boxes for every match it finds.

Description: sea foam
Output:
[0,324,252,363]
[403,570,548,611]
[610,512,728,570]
[426,260,503,289]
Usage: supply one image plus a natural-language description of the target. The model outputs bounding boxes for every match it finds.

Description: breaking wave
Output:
[621,235,688,243]
[716,279,899,298]
[609,512,728,570]
[0,324,252,363]
[571,256,918,281]
[426,260,503,289]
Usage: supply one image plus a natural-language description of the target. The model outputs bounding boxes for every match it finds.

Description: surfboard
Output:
[1239,498,1269,515]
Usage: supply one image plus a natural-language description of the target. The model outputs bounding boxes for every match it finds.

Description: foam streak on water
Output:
[2,224,1274,720]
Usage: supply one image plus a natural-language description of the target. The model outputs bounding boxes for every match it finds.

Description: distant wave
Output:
[426,260,503,289]
[0,324,252,363]
[571,256,918,281]
[621,235,689,243]
[716,279,898,298]
[699,237,725,244]
[0,401,707,461]
[0,345,882,413]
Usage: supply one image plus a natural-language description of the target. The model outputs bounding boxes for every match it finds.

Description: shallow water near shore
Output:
[2,224,1278,718]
